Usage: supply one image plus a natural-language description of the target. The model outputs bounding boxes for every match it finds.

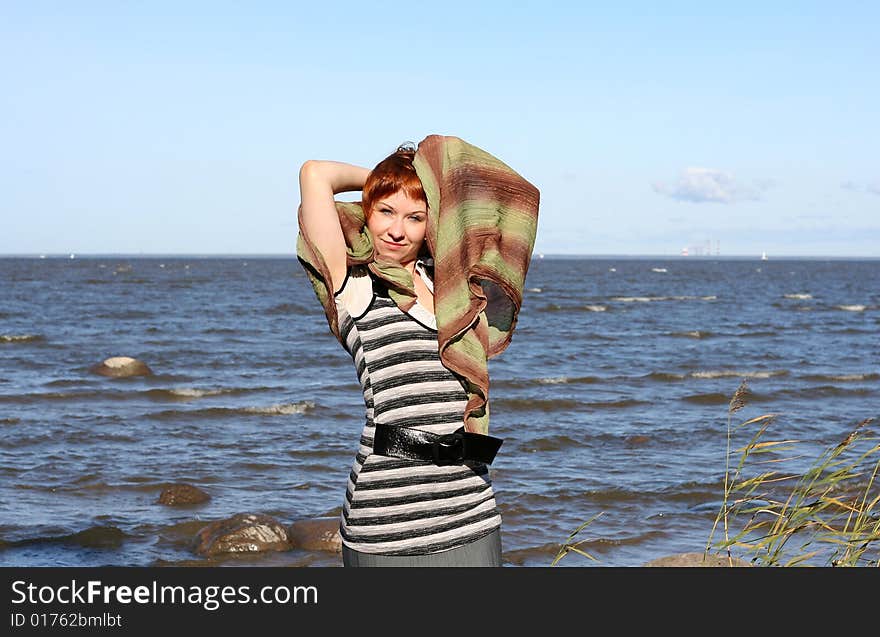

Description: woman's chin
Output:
[375,253,403,265]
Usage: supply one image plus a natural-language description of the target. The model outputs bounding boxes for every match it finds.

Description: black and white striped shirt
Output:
[333,262,502,556]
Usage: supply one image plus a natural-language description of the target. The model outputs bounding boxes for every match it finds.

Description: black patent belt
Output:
[372,424,503,466]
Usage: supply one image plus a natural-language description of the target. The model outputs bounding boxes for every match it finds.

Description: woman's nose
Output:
[388,217,405,239]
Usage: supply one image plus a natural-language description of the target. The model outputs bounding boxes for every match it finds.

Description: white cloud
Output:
[653,167,765,203]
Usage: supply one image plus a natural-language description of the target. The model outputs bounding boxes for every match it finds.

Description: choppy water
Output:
[1,255,878,567]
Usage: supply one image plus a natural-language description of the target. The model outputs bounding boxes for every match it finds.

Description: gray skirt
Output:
[342,528,503,567]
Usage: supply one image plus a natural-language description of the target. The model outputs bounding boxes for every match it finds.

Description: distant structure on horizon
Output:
[680,239,720,256]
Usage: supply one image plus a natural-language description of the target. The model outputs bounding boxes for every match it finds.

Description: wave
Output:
[494,376,601,389]
[736,330,778,337]
[647,369,787,381]
[689,369,788,379]
[493,396,647,412]
[539,303,609,313]
[146,400,316,420]
[783,293,813,299]
[1,417,20,425]
[0,386,271,404]
[0,334,45,343]
[242,402,316,415]
[669,330,714,339]
[84,278,151,285]
[836,304,867,312]
[492,398,585,412]
[517,434,582,452]
[93,310,154,319]
[801,373,880,382]
[681,392,740,405]
[646,372,686,381]
[44,379,98,388]
[144,387,257,401]
[610,295,716,303]
[2,525,128,549]
[778,385,874,399]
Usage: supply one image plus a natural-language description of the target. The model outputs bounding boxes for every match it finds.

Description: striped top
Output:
[333,262,502,556]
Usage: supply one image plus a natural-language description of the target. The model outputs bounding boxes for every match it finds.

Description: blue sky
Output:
[2,1,877,256]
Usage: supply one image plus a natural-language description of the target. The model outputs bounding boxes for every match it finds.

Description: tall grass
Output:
[705,379,880,567]
[553,379,880,566]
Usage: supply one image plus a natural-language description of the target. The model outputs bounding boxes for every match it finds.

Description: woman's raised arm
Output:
[298,160,371,294]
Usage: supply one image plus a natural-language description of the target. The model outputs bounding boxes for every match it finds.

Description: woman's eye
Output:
[381,209,393,216]
[409,216,424,222]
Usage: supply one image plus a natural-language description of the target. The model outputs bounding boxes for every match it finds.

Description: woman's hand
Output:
[298,160,371,294]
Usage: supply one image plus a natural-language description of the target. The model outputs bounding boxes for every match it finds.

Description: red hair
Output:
[362,143,426,219]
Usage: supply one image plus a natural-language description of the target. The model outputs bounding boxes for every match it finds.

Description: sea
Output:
[1,255,877,567]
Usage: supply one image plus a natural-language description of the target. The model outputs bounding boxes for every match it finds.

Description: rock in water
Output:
[642,552,751,567]
[90,356,153,378]
[194,513,291,556]
[288,517,342,553]
[157,483,211,506]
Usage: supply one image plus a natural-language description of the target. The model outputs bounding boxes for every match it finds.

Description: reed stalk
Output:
[706,382,879,567]
[554,379,879,567]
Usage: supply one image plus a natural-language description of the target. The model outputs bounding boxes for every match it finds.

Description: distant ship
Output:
[761,251,768,261]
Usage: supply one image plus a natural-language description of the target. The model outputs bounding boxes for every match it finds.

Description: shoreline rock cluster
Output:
[157,483,342,558]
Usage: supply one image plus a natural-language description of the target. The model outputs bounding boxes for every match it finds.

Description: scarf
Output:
[297,134,540,435]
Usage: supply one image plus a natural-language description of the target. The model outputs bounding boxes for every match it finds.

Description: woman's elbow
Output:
[300,159,329,183]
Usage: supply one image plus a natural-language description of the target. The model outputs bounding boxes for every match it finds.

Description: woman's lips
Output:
[381,239,406,250]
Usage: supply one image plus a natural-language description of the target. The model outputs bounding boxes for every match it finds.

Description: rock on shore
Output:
[194,513,291,556]
[157,483,211,506]
[288,517,342,554]
[90,356,153,378]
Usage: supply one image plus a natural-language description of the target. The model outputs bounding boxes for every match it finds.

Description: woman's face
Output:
[367,190,428,266]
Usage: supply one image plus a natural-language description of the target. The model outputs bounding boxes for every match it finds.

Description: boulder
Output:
[194,513,291,556]
[643,552,751,567]
[90,356,153,378]
[288,517,342,553]
[157,483,211,506]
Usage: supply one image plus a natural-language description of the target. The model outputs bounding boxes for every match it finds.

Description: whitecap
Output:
[169,388,227,398]
[651,268,668,273]
[784,293,812,300]
[691,370,785,379]
[0,334,43,343]
[243,401,315,415]
[837,305,866,312]
[584,305,607,312]
[612,296,656,302]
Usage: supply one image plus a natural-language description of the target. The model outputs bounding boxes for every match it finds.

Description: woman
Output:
[297,144,506,566]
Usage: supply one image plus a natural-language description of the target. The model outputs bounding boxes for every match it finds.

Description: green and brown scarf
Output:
[297,134,540,435]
